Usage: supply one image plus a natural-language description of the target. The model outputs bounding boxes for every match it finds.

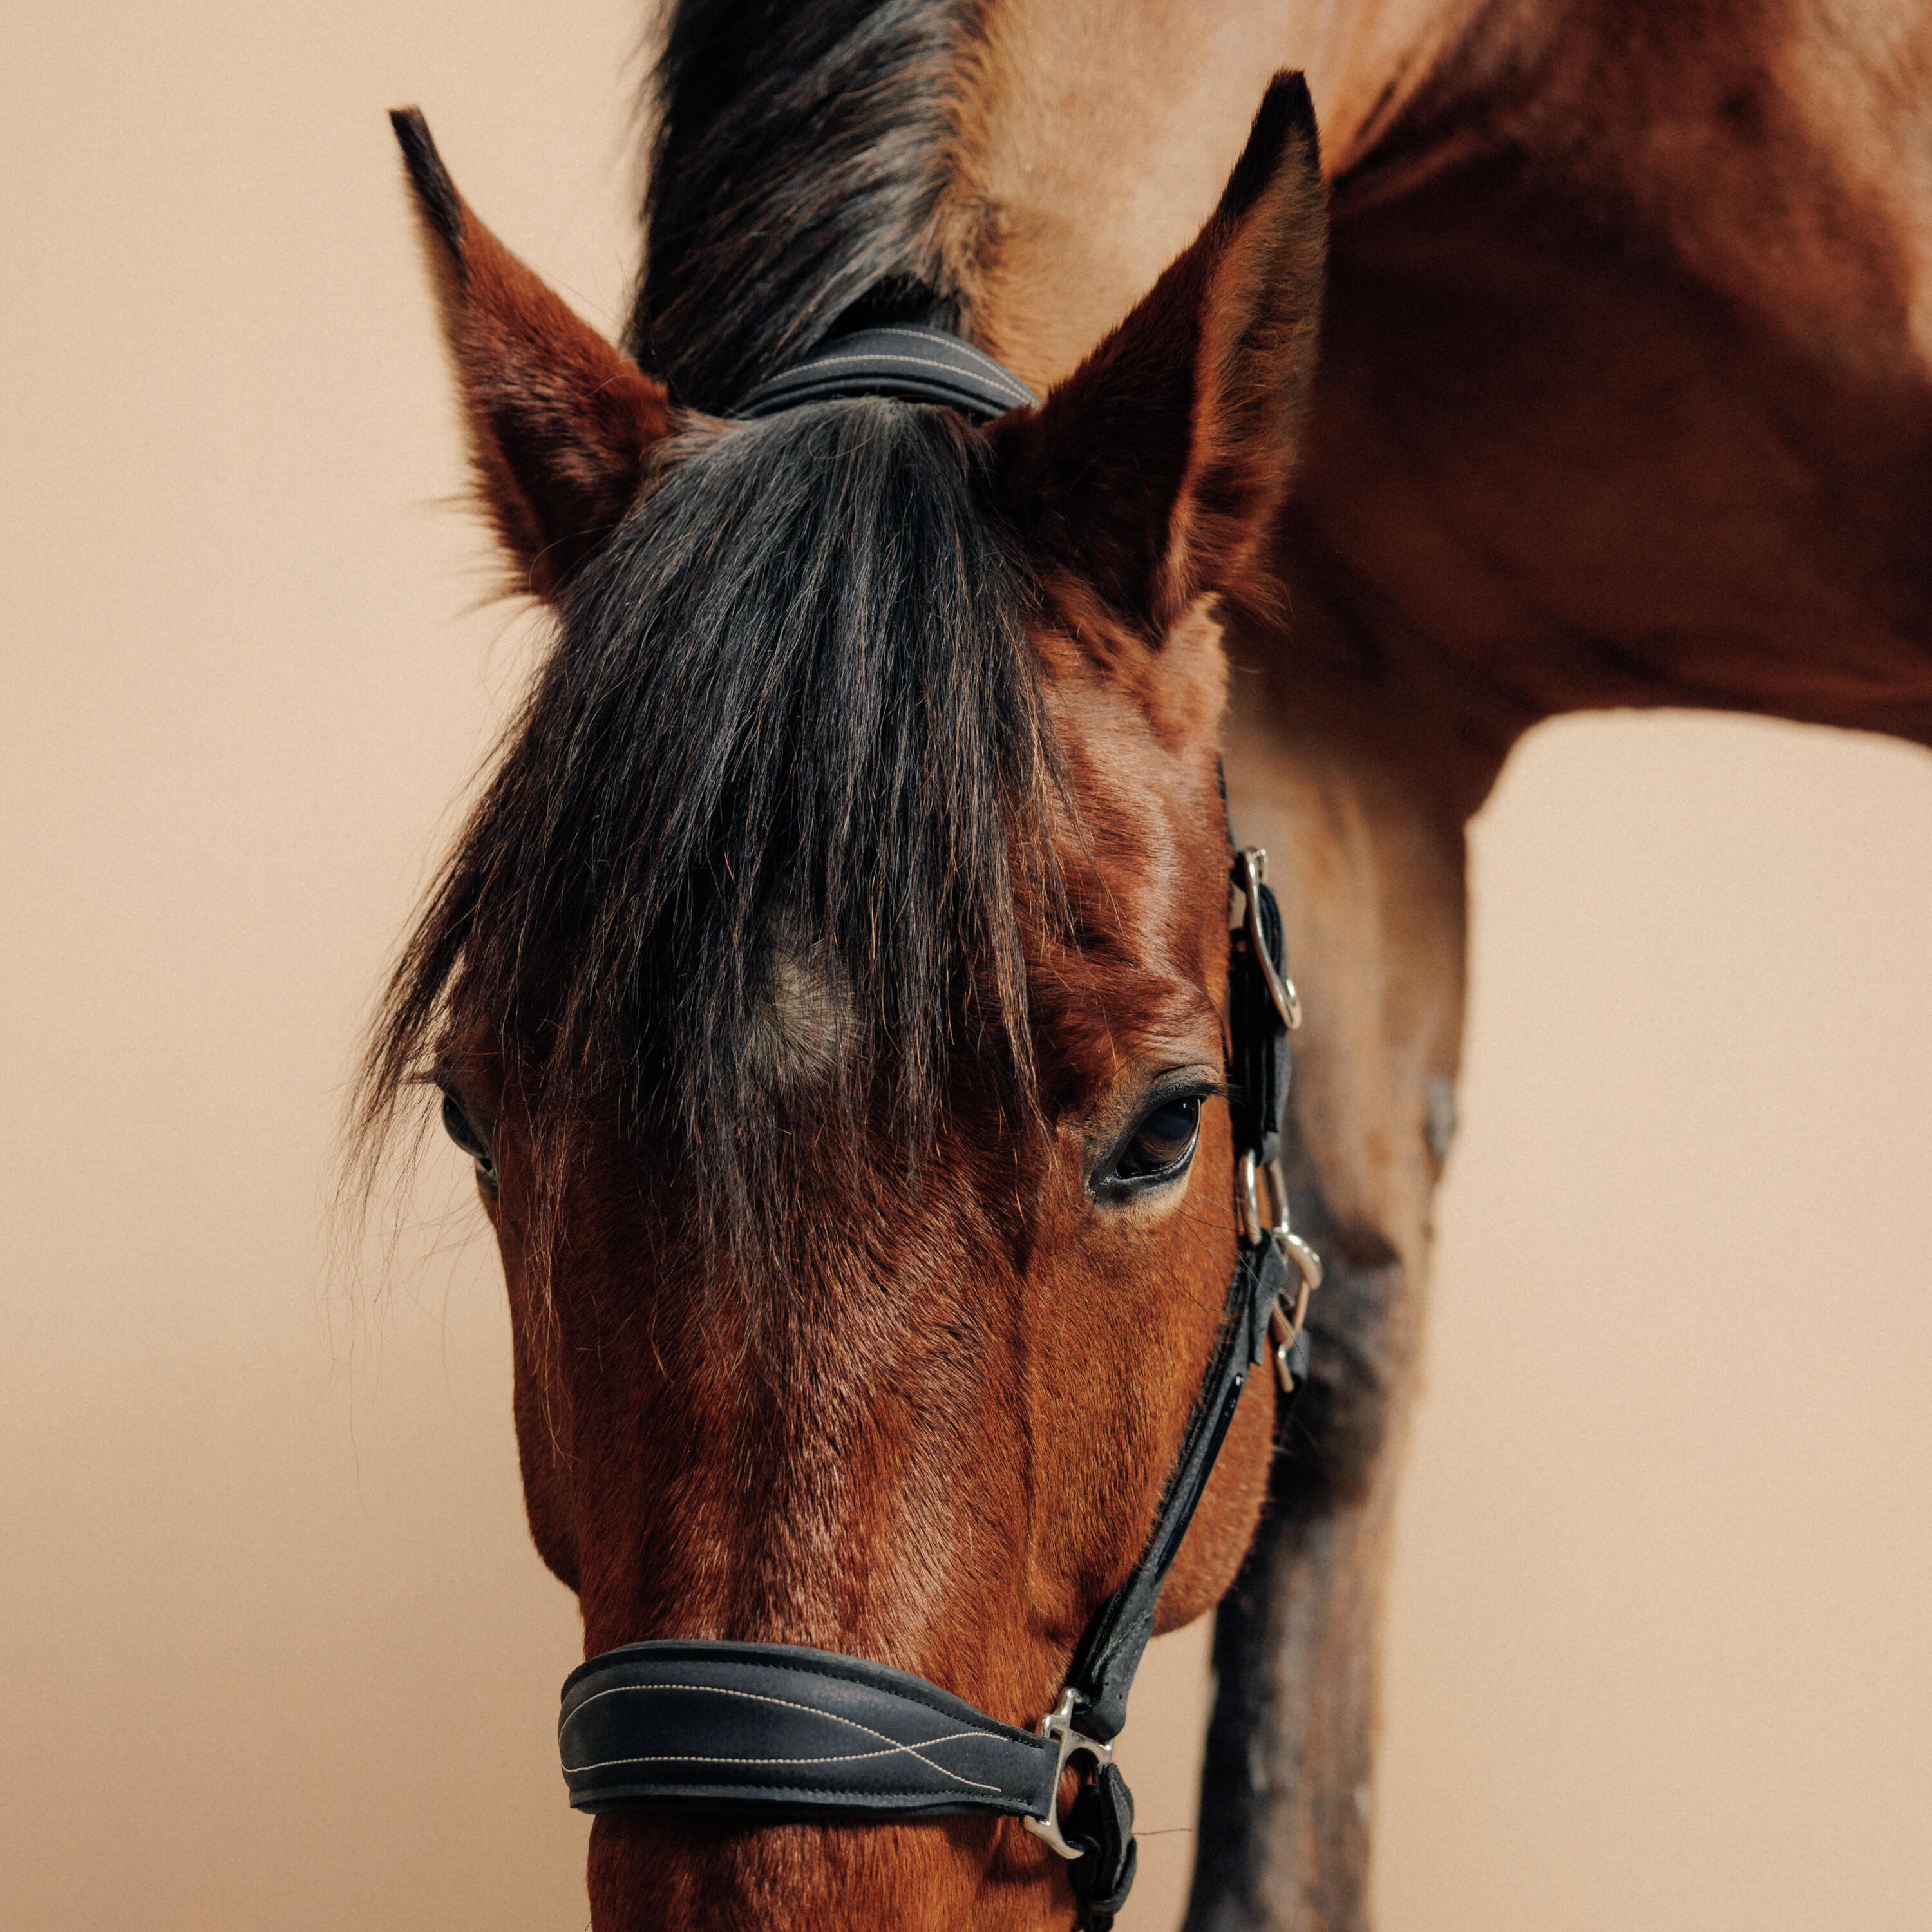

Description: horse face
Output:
[375,79,1321,1931]
[433,734,1260,1927]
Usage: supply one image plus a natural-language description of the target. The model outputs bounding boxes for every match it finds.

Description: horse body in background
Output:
[370,3,1932,1927]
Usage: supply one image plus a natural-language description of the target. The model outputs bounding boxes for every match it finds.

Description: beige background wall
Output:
[5,5,1927,1927]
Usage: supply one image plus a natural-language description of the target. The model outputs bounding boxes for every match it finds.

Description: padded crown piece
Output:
[734,324,1039,420]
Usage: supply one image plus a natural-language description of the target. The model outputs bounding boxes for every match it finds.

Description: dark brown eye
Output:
[1113,1095,1202,1183]
[440,1091,497,1184]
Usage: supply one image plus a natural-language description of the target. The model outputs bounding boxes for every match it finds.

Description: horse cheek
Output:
[1157,1367,1275,1633]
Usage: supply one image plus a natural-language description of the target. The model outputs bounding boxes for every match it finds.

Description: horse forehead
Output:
[1054,686,1223,947]
[748,925,854,1092]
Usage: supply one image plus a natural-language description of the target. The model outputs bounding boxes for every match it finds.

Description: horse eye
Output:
[1113,1095,1202,1183]
[440,1090,495,1179]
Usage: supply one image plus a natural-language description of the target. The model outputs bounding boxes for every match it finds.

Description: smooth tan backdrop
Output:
[5,5,1928,1928]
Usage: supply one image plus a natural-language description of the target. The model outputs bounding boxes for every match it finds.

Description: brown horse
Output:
[365,3,1932,1927]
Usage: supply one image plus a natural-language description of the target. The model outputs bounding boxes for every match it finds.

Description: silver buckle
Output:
[1235,847,1300,1030]
[1238,1151,1324,1392]
[1021,1689,1113,1859]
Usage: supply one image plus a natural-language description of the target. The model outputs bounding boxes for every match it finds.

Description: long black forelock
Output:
[351,0,1039,1261]
[357,399,1058,1248]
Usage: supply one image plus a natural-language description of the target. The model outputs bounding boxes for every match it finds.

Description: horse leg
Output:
[1185,1198,1411,1932]
[1185,650,1498,1931]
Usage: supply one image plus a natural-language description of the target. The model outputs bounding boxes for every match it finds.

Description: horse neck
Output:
[942,0,1489,390]
[630,0,1487,402]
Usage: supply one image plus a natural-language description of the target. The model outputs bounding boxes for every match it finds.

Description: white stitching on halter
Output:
[560,1680,1005,1793]
[762,347,1033,407]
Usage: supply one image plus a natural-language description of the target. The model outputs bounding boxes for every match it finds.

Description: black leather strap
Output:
[1229,869,1291,1166]
[734,324,1039,421]
[1059,1234,1282,1745]
[560,1640,1058,1821]
[1064,1763,1137,1929]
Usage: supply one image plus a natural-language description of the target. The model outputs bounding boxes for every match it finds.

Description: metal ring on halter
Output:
[1021,1689,1115,1859]
[1270,1229,1324,1391]
[1236,1148,1268,1249]
[1238,1152,1325,1390]
[1235,847,1300,1030]
[1238,1150,1316,1265]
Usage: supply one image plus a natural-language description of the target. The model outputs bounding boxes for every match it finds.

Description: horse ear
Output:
[390,109,672,602]
[991,73,1325,646]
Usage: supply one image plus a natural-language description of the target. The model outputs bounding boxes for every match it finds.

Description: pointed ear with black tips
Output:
[390,108,672,601]
[990,73,1325,644]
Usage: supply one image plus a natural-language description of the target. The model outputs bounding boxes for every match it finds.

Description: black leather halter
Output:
[734,323,1041,419]
[556,327,1321,1929]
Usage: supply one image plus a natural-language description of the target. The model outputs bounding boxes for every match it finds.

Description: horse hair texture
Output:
[357,400,1057,1242]
[632,0,985,409]
[354,0,1070,1249]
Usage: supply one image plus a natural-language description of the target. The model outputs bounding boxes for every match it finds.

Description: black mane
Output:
[359,2,1049,1237]
[631,0,982,408]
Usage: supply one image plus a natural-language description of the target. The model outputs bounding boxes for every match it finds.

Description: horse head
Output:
[365,75,1324,1931]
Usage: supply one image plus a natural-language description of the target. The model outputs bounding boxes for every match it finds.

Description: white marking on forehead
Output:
[748,924,853,1091]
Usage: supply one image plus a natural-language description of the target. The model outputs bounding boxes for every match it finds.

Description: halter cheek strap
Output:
[556,332,1321,1932]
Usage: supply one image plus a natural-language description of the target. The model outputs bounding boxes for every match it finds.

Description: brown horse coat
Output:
[373,3,1932,1926]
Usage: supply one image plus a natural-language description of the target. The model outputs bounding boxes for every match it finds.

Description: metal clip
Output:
[1236,1148,1269,1249]
[1235,847,1300,1030]
[1238,1151,1325,1391]
[1022,1689,1114,1860]
[1269,1229,1323,1392]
